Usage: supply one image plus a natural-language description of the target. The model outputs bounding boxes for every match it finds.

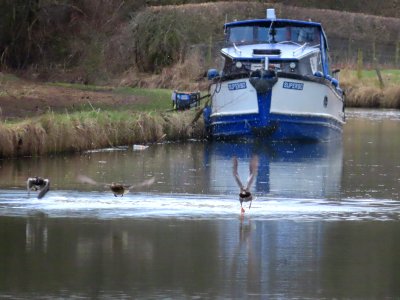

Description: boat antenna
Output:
[267,8,276,43]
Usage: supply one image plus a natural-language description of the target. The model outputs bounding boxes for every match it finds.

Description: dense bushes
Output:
[0,0,39,68]
[1,1,400,83]
[130,4,224,73]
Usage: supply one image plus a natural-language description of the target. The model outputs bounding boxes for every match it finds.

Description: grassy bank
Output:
[1,66,399,158]
[0,74,207,158]
[0,109,205,158]
[341,69,400,108]
[50,83,175,112]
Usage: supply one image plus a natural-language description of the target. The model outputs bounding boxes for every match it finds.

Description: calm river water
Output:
[1,109,400,299]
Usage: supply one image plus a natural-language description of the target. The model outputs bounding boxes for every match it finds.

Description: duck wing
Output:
[77,175,111,187]
[27,178,35,191]
[127,177,155,190]
[232,157,244,189]
[245,155,259,190]
[37,179,50,199]
[77,174,99,185]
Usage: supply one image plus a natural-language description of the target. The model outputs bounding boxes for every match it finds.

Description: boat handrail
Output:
[293,43,308,56]
[233,43,242,55]
[277,40,302,47]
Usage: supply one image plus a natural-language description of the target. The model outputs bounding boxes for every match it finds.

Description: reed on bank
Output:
[1,66,399,158]
[0,109,205,158]
[339,69,400,108]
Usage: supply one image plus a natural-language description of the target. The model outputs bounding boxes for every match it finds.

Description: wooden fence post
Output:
[347,37,352,64]
[374,58,384,89]
[372,39,376,65]
[357,49,363,79]
[207,34,213,67]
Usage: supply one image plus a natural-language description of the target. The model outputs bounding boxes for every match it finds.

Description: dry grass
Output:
[343,84,400,108]
[123,50,210,91]
[382,86,400,108]
[340,68,400,108]
[0,110,205,158]
[345,86,383,108]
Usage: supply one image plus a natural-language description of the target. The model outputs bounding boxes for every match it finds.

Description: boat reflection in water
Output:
[205,139,343,200]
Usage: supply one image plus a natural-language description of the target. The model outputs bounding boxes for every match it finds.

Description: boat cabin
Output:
[219,19,330,79]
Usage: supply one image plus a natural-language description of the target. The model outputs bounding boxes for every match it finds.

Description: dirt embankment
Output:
[0,76,148,120]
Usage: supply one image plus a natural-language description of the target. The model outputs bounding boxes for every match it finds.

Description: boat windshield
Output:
[226,24,320,46]
[222,51,323,78]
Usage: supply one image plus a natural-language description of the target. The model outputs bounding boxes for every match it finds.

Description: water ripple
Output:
[346,108,400,121]
[0,190,399,221]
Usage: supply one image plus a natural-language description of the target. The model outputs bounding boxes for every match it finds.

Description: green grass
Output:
[0,73,20,82]
[360,69,400,81]
[342,69,400,86]
[49,82,173,111]
[48,82,113,91]
[114,87,173,111]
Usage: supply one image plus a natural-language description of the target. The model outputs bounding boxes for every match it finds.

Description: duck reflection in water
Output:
[77,175,155,197]
[27,177,50,199]
[232,155,259,214]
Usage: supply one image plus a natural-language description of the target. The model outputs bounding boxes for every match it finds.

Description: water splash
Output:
[1,190,399,221]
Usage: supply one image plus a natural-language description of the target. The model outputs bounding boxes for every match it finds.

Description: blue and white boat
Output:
[203,9,345,141]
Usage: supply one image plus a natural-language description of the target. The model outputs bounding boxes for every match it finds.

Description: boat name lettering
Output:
[228,82,247,91]
[283,81,304,90]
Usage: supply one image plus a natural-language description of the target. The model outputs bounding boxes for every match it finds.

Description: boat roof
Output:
[225,18,323,29]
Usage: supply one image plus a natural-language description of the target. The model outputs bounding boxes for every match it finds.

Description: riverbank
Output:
[1,69,399,158]
[0,110,205,158]
[0,74,206,158]
[340,69,400,108]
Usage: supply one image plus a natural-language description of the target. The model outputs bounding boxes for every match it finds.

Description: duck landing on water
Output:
[77,175,155,197]
[27,177,50,199]
[233,155,259,214]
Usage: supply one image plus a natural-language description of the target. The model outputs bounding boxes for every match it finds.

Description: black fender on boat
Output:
[249,69,278,93]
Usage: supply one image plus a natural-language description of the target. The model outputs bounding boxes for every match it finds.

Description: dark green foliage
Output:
[129,4,255,73]
[1,0,400,76]
[273,0,400,18]
[133,10,183,72]
[0,0,39,68]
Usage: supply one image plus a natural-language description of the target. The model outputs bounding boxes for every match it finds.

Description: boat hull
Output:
[205,76,345,141]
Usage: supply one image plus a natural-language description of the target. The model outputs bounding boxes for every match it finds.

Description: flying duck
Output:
[27,177,50,199]
[77,175,155,197]
[232,155,259,214]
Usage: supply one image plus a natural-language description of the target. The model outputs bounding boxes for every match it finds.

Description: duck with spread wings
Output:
[77,175,155,197]
[232,155,259,214]
[27,177,50,199]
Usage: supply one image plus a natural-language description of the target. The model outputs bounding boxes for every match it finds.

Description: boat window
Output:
[309,52,323,74]
[271,26,320,46]
[228,26,256,44]
[220,53,323,78]
[272,52,322,76]
[227,24,321,46]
